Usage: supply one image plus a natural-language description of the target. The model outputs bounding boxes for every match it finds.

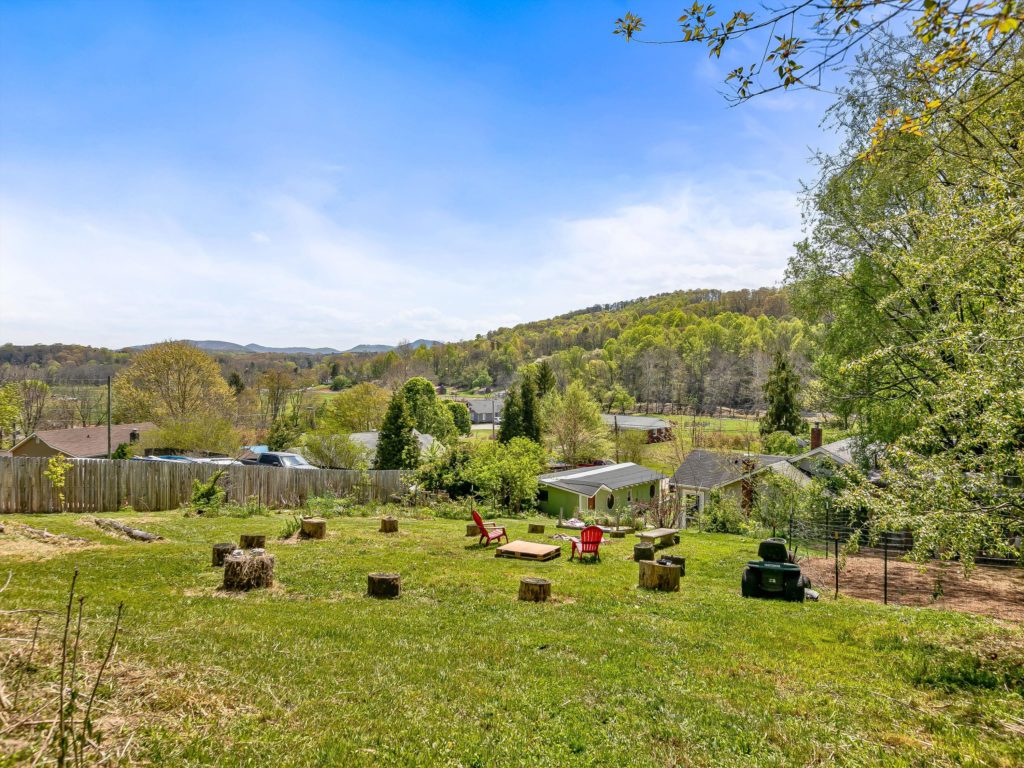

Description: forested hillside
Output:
[333,287,809,413]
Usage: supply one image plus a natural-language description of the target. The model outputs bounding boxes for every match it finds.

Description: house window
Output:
[607,494,614,509]
[538,489,548,502]
[649,484,655,497]
[627,490,632,502]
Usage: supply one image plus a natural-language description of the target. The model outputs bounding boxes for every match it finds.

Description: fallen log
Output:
[94,518,163,542]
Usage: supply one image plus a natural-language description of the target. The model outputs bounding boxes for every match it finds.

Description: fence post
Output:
[824,508,830,559]
[833,533,840,599]
[883,535,889,605]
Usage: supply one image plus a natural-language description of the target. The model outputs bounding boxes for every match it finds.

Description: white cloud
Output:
[0,176,801,349]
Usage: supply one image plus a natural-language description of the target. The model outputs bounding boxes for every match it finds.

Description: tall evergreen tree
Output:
[535,360,556,397]
[498,389,523,443]
[375,394,420,469]
[520,378,541,443]
[760,353,802,436]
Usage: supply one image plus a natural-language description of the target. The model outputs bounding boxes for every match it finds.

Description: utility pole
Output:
[106,376,112,459]
[490,398,496,440]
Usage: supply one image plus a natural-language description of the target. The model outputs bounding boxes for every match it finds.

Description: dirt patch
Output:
[0,523,96,560]
[801,555,1024,622]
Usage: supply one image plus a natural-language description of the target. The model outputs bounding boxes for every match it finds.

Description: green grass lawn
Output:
[2,510,1022,767]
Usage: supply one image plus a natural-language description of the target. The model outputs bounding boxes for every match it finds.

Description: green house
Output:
[537,462,667,518]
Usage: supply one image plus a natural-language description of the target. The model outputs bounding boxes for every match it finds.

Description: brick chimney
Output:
[810,422,823,450]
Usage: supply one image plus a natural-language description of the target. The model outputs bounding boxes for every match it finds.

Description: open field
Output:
[2,510,1022,767]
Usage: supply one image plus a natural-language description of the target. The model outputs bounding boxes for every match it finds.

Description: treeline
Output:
[329,287,810,412]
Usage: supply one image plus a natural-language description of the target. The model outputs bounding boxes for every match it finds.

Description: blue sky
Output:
[0,0,834,350]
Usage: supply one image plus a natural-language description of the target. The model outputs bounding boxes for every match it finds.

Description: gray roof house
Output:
[671,449,810,513]
[348,429,440,461]
[537,462,667,517]
[601,414,674,443]
[464,398,503,424]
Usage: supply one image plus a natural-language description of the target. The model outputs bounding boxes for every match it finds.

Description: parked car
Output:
[132,455,197,463]
[196,457,244,466]
[242,451,316,469]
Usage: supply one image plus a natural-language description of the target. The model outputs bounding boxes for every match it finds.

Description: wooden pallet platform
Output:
[495,540,562,562]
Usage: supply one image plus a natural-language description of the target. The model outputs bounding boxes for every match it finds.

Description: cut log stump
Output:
[367,572,401,599]
[527,523,545,535]
[379,516,399,534]
[212,542,234,567]
[239,534,266,549]
[466,522,478,537]
[634,543,655,562]
[638,560,680,592]
[300,517,327,540]
[518,577,551,602]
[223,553,275,591]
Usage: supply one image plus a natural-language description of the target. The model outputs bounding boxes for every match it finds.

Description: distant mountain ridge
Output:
[125,339,442,355]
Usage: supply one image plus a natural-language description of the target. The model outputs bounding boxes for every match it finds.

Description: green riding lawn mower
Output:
[741,538,818,602]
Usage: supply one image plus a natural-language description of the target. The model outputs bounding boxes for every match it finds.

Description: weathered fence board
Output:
[0,457,409,514]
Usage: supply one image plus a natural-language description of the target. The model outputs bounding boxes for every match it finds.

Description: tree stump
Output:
[379,516,399,534]
[527,523,545,534]
[518,577,551,602]
[638,560,680,592]
[239,534,266,549]
[634,542,655,562]
[659,554,686,576]
[466,522,478,537]
[223,553,275,590]
[610,530,626,539]
[300,517,327,539]
[212,542,234,567]
[367,572,401,599]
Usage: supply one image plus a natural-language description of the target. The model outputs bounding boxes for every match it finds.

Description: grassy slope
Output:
[2,510,1022,768]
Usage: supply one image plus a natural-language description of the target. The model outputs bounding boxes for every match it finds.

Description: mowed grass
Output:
[2,510,1022,767]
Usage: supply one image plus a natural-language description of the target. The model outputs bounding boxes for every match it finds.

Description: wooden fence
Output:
[0,457,410,514]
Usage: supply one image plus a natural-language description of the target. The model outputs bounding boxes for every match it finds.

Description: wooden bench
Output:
[635,528,679,548]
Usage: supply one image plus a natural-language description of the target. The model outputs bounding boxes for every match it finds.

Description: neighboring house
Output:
[670,449,810,514]
[10,422,155,459]
[601,414,674,443]
[537,462,667,517]
[348,429,439,463]
[465,398,503,425]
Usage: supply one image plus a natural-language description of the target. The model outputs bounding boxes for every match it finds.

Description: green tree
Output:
[322,383,390,433]
[470,368,492,389]
[466,437,547,513]
[786,40,1024,567]
[604,384,635,414]
[227,371,245,396]
[445,400,472,436]
[0,383,22,446]
[761,430,802,456]
[400,377,456,443]
[111,442,131,460]
[374,394,420,470]
[541,381,609,466]
[301,431,369,469]
[520,378,541,443]
[267,414,302,451]
[760,354,802,436]
[535,360,556,397]
[498,389,523,443]
[114,341,231,423]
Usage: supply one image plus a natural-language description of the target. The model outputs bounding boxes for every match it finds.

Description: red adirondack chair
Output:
[471,509,508,546]
[570,525,603,562]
